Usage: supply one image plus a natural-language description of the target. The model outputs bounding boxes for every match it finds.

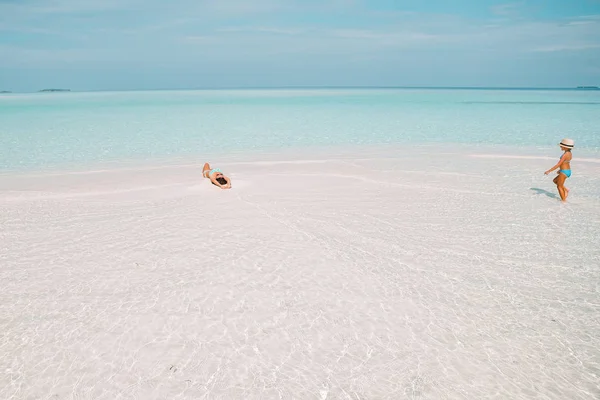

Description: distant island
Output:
[38,89,71,92]
[576,86,599,90]
[0,90,11,93]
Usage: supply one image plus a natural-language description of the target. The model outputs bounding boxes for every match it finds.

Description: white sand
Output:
[1,145,600,400]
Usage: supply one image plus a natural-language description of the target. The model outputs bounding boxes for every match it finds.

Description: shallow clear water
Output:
[2,147,600,399]
[1,88,599,171]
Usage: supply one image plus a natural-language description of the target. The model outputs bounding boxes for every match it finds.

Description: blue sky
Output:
[1,0,599,91]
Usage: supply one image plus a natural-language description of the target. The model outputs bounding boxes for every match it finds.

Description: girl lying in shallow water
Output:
[203,162,231,189]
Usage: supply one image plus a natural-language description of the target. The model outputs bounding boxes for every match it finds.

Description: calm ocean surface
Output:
[1,88,599,171]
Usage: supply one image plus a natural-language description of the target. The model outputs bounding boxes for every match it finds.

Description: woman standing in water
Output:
[544,138,574,202]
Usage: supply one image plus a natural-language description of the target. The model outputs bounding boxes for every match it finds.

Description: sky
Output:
[1,0,600,91]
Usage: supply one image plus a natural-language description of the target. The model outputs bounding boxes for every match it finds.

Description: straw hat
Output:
[559,138,574,148]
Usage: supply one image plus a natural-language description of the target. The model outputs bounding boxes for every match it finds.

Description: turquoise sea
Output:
[1,88,599,171]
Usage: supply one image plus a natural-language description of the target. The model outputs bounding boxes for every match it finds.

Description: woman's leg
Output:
[202,163,210,178]
[556,173,567,202]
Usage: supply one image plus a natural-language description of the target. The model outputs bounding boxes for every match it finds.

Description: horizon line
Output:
[1,85,599,94]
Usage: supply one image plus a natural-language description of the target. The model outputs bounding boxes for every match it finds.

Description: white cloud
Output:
[330,29,447,44]
[2,1,600,70]
[0,44,116,66]
[0,0,141,15]
[218,26,307,35]
[0,23,60,35]
[490,2,524,17]
[532,43,600,52]
[182,35,217,44]
[198,0,283,14]
[564,20,597,26]
[193,12,600,55]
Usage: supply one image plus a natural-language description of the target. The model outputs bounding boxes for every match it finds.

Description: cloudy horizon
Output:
[1,0,599,92]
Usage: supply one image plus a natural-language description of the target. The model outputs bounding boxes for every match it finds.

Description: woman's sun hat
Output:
[559,138,574,148]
